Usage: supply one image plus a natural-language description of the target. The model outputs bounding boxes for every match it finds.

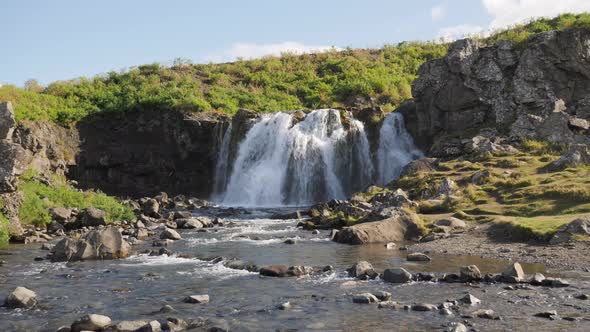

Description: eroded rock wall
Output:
[404,28,590,151]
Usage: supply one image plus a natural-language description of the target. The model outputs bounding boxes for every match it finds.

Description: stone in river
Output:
[4,286,37,309]
[183,294,209,304]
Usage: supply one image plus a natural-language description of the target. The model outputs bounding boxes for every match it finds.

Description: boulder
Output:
[142,198,160,218]
[71,314,112,332]
[502,262,525,282]
[347,261,378,280]
[79,207,107,227]
[116,320,149,332]
[4,286,37,309]
[460,265,482,281]
[48,207,72,223]
[460,293,481,305]
[436,178,458,197]
[183,294,209,304]
[352,293,379,304]
[543,145,590,172]
[435,217,466,229]
[176,218,203,229]
[160,228,181,240]
[382,267,412,283]
[399,158,438,176]
[0,142,30,193]
[369,189,416,208]
[51,227,130,262]
[406,252,431,262]
[550,217,590,244]
[334,208,423,245]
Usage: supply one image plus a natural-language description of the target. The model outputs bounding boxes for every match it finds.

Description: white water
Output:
[214,109,421,206]
[376,112,423,185]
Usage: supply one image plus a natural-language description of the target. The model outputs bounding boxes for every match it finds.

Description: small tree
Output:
[24,79,44,93]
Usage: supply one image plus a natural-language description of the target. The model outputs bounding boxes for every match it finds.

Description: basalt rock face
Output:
[69,109,228,198]
[404,29,590,150]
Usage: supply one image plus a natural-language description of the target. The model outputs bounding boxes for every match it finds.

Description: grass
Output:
[18,170,135,226]
[0,213,9,246]
[490,216,572,242]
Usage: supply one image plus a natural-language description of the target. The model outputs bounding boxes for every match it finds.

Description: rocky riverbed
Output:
[1,207,590,331]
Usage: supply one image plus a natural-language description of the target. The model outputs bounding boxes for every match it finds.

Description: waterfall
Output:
[219,109,373,207]
[376,112,423,185]
[213,109,422,207]
[212,123,232,199]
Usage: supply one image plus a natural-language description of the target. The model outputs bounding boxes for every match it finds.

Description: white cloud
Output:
[482,0,590,28]
[431,2,446,21]
[205,42,338,63]
[437,24,486,42]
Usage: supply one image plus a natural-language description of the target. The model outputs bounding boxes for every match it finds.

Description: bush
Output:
[19,172,135,226]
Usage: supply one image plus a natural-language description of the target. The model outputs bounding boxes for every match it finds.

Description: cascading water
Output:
[213,109,422,207]
[219,109,374,207]
[376,112,423,185]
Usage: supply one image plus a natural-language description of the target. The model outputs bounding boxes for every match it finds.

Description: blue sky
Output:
[1,0,589,86]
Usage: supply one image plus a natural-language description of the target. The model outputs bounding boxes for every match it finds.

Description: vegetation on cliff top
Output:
[18,170,135,227]
[1,13,589,126]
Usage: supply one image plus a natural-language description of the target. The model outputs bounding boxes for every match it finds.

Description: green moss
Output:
[18,172,135,226]
[490,217,570,242]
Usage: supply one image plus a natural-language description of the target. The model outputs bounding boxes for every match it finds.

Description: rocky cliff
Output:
[402,28,590,153]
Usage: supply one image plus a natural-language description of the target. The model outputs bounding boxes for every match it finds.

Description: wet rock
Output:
[172,211,192,220]
[541,277,569,287]
[382,267,412,283]
[163,317,188,331]
[446,322,468,332]
[260,265,289,277]
[439,308,453,316]
[352,293,379,304]
[203,318,230,332]
[71,314,112,332]
[4,286,37,309]
[165,220,178,229]
[116,320,148,332]
[347,261,378,280]
[378,301,405,310]
[47,220,66,234]
[407,252,431,262]
[311,230,320,235]
[175,218,203,229]
[460,293,481,306]
[137,320,162,332]
[460,265,482,281]
[575,294,589,300]
[384,242,396,249]
[183,294,209,304]
[284,239,296,245]
[529,273,546,286]
[443,273,462,283]
[329,229,339,241]
[160,228,181,240]
[534,310,558,320]
[159,305,175,313]
[502,262,525,282]
[79,207,107,227]
[414,272,437,282]
[278,301,291,310]
[372,291,392,301]
[411,303,437,311]
[134,228,149,240]
[471,309,499,319]
[51,227,130,262]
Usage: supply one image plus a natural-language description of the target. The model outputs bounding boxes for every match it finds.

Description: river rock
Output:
[534,310,558,319]
[472,309,499,319]
[260,265,289,277]
[160,228,181,240]
[176,218,203,229]
[334,208,423,244]
[79,207,107,227]
[4,286,37,309]
[411,303,437,311]
[116,320,149,332]
[71,314,112,332]
[51,226,130,262]
[137,320,162,332]
[352,293,379,304]
[142,198,160,218]
[47,220,66,234]
[407,252,431,262]
[184,294,209,304]
[460,265,482,281]
[460,293,481,305]
[382,267,412,283]
[347,261,378,280]
[502,262,525,282]
[373,291,392,301]
[446,322,468,332]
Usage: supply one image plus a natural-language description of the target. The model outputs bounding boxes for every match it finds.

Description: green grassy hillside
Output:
[1,13,589,126]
